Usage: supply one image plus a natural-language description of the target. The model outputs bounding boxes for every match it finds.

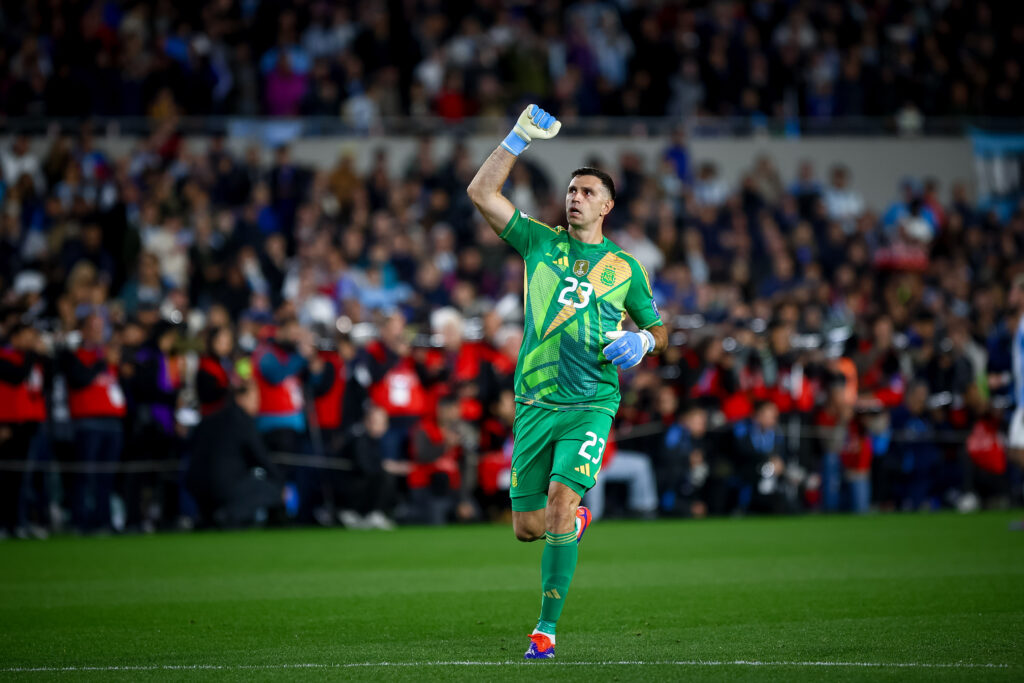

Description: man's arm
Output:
[467,105,562,236]
[466,147,516,235]
[647,324,668,355]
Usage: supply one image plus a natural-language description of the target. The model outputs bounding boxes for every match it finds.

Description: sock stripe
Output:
[545,531,577,546]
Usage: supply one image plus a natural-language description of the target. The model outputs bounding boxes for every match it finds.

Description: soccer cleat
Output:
[575,506,592,544]
[524,633,555,659]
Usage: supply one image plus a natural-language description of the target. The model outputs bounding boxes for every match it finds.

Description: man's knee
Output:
[545,484,580,533]
[513,513,545,542]
[514,526,543,542]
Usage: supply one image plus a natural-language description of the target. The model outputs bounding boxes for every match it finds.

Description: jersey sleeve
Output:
[499,208,545,258]
[623,256,663,329]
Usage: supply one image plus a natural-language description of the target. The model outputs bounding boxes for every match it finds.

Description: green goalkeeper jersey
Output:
[500,208,663,417]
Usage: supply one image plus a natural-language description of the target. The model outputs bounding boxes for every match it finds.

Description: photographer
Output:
[0,323,48,536]
[732,400,790,514]
[60,311,126,533]
[251,314,325,522]
[197,326,240,417]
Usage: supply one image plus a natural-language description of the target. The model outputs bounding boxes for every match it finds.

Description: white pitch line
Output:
[1,660,1014,673]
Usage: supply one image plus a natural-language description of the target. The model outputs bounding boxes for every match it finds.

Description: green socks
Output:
[537,530,578,635]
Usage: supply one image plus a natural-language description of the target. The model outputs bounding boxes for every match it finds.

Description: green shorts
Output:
[509,402,613,511]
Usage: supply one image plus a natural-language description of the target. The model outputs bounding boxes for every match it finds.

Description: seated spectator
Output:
[584,436,658,521]
[336,406,401,530]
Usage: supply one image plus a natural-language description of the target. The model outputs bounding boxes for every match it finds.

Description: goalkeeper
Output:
[467,105,667,660]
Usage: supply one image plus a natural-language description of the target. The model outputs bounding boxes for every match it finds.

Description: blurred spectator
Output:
[658,405,711,518]
[823,165,864,233]
[123,320,181,532]
[585,437,658,521]
[186,383,285,528]
[0,1,1019,122]
[0,323,48,537]
[60,312,125,533]
[197,326,240,417]
[337,405,400,530]
[251,314,324,521]
[409,396,477,524]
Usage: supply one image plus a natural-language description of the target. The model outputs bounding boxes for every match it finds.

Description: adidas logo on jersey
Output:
[574,463,591,477]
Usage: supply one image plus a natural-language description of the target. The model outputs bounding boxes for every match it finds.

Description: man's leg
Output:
[509,404,555,541]
[535,481,581,636]
[531,410,612,644]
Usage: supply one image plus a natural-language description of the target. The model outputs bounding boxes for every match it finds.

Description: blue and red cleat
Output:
[524,633,555,659]
[575,505,592,544]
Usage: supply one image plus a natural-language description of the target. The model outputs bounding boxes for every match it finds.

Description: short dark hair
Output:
[570,167,616,201]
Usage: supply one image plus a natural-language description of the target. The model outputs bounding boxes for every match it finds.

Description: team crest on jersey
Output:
[601,266,615,286]
[573,260,590,277]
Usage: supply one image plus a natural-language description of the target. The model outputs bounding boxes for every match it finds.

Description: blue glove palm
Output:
[602,330,655,369]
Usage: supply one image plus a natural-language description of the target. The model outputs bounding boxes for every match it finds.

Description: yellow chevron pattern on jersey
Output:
[585,252,634,299]
[498,208,663,416]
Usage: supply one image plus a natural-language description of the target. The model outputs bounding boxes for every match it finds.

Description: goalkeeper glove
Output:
[603,330,656,370]
[501,105,562,156]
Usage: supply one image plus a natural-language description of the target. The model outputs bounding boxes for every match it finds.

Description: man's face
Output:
[755,404,779,430]
[565,175,613,228]
[278,321,301,345]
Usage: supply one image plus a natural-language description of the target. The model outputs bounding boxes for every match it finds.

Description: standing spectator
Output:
[60,312,126,533]
[822,165,864,234]
[264,54,307,116]
[1,134,45,193]
[888,381,941,510]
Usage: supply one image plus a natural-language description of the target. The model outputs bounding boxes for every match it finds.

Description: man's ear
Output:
[602,199,615,217]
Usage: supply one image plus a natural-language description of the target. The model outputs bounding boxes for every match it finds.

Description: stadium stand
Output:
[0,0,1022,535]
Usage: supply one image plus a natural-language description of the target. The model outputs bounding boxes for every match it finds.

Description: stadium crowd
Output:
[0,0,1021,125]
[0,118,1021,537]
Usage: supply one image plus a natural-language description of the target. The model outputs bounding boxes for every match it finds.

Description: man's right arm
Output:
[467,105,562,236]
[466,147,517,235]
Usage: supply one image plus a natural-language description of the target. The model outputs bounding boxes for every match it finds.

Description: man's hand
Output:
[501,105,562,156]
[603,330,655,370]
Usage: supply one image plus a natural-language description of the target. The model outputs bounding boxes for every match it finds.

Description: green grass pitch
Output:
[2,512,1023,681]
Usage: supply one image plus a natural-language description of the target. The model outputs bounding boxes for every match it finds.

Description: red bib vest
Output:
[68,348,125,419]
[253,345,303,416]
[0,349,46,422]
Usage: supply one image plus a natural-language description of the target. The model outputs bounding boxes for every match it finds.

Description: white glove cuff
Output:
[638,329,655,356]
